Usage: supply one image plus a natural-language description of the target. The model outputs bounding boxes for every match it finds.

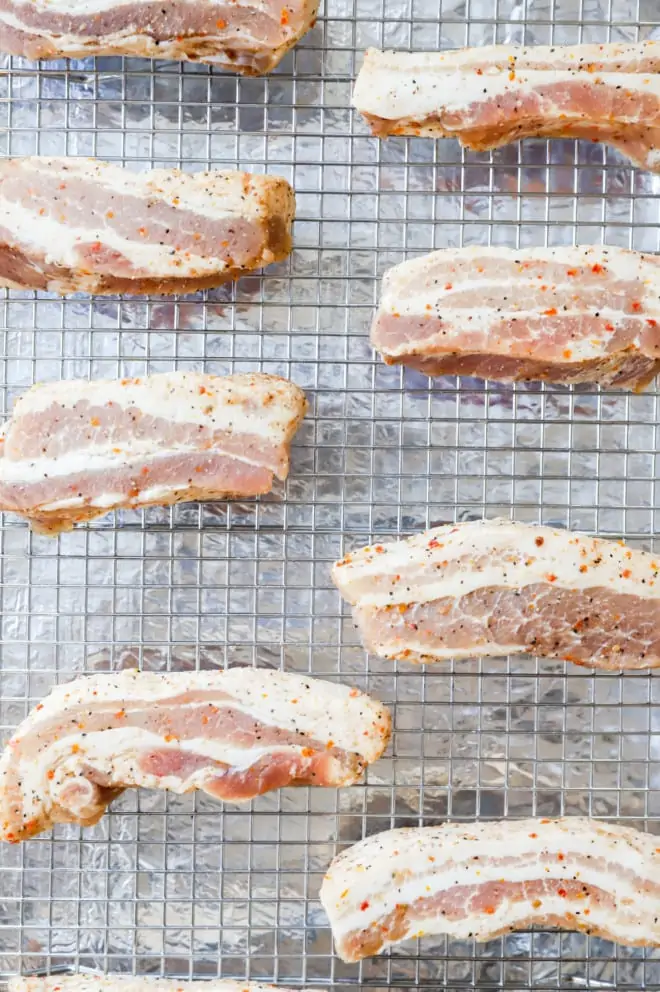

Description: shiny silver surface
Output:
[1,0,659,989]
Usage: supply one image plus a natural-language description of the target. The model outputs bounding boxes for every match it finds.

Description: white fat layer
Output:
[7,157,266,222]
[10,978,317,992]
[361,633,524,661]
[31,478,258,514]
[0,196,225,276]
[357,41,660,74]
[0,442,272,488]
[378,307,651,362]
[16,726,308,822]
[6,668,388,761]
[353,52,660,123]
[332,518,660,606]
[8,371,301,441]
[347,891,656,947]
[321,819,660,943]
[381,245,659,289]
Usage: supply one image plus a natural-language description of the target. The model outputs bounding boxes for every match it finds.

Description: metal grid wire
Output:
[1,0,660,988]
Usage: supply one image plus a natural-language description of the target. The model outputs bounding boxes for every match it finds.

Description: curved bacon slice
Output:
[0,0,317,73]
[0,668,391,843]
[332,518,660,670]
[0,158,294,295]
[353,41,660,172]
[0,370,307,534]
[10,979,319,992]
[370,245,660,390]
[320,818,660,960]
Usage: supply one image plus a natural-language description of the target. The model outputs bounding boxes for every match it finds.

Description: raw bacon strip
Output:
[0,0,317,73]
[332,518,660,670]
[0,371,307,534]
[0,668,391,842]
[370,245,660,390]
[10,977,319,992]
[320,818,660,960]
[0,158,295,295]
[353,41,660,172]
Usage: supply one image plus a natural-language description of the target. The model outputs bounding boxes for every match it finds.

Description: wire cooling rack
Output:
[1,0,660,989]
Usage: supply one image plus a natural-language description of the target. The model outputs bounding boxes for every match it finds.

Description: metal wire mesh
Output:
[1,0,660,988]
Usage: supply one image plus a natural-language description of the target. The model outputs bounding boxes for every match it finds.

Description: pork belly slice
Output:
[0,158,295,295]
[332,518,660,670]
[0,668,391,842]
[0,0,317,73]
[320,818,660,960]
[371,245,660,390]
[10,980,319,992]
[0,371,307,534]
[353,41,660,172]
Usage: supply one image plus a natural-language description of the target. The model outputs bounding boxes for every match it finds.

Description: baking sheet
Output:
[1,0,660,987]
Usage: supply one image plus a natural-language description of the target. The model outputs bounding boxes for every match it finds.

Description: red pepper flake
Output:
[546,573,557,583]
[605,322,615,331]
[563,349,572,359]
[647,319,658,328]
[141,466,149,475]
[216,17,227,26]
[534,536,544,547]
[529,832,537,838]
[591,263,605,274]
[360,901,370,911]
[532,899,542,909]
[138,226,148,237]
[280,6,289,23]
[349,688,359,698]
[631,301,642,312]
[557,853,564,861]
[579,564,588,573]
[475,68,483,75]
[115,709,126,719]
[557,888,567,897]
[106,210,114,219]
[566,268,578,277]
[543,307,557,316]
[47,769,55,780]
[444,282,453,290]
[622,569,631,578]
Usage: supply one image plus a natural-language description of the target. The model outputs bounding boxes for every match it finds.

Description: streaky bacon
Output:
[353,41,660,172]
[0,668,392,842]
[0,0,318,73]
[0,158,295,295]
[370,245,660,390]
[332,518,660,670]
[320,818,660,960]
[0,370,307,534]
